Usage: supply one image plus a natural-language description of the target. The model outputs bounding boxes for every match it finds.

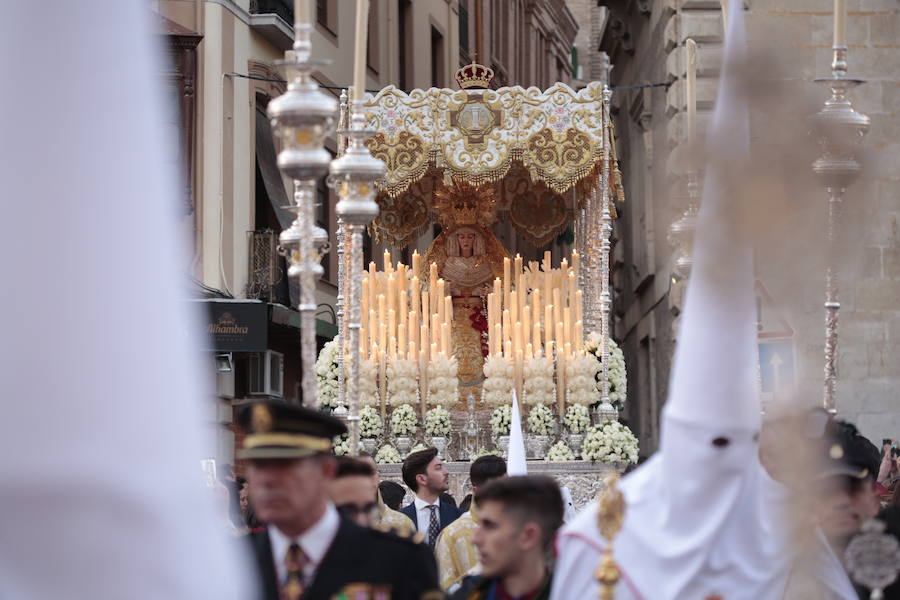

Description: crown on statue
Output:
[433,179,497,229]
[455,61,494,90]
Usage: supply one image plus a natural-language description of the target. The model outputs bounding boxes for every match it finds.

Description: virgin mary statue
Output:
[423,185,509,393]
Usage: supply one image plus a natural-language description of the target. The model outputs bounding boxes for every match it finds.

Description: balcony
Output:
[248,0,294,51]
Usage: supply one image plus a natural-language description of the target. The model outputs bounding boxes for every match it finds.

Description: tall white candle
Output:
[352,0,370,103]
[834,0,846,46]
[294,0,310,26]
[686,38,697,146]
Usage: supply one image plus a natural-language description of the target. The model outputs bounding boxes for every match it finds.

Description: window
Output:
[459,0,470,65]
[431,26,445,88]
[398,0,412,91]
[316,0,337,37]
[367,0,379,73]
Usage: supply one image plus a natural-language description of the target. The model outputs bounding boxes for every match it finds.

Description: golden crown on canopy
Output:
[432,180,497,229]
[454,61,494,89]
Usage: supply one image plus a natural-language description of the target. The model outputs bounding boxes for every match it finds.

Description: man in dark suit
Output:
[240,401,441,600]
[400,447,462,549]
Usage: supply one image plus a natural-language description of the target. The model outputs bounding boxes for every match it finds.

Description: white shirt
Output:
[413,495,441,541]
[268,504,340,585]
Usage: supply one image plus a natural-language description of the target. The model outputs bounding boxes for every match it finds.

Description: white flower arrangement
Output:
[546,440,575,461]
[332,433,349,456]
[390,403,418,437]
[482,355,514,406]
[564,404,591,434]
[425,406,452,437]
[469,448,501,461]
[360,358,379,407]
[490,404,512,436]
[585,333,628,409]
[315,337,340,410]
[359,405,384,439]
[375,444,402,464]
[386,358,418,406]
[427,355,459,406]
[523,354,555,406]
[527,403,555,436]
[408,442,429,457]
[581,420,639,464]
[565,353,601,406]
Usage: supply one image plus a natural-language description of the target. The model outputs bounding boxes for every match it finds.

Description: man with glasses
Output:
[240,401,439,600]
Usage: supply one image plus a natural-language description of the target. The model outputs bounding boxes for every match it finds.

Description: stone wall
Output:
[594,0,900,451]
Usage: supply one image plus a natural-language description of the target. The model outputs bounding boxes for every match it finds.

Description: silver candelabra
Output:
[330,100,386,455]
[810,45,870,414]
[268,20,337,407]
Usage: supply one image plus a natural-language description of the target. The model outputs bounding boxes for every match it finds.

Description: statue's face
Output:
[457,231,476,252]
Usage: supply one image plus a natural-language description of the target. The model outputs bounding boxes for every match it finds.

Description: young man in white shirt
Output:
[400,447,462,548]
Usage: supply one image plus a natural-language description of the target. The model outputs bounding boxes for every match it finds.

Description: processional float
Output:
[323,60,631,463]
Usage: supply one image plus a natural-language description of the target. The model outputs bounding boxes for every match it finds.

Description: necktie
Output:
[281,542,308,600]
[427,504,440,549]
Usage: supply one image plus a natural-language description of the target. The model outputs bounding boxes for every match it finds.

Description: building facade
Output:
[591,0,900,450]
[155,0,579,462]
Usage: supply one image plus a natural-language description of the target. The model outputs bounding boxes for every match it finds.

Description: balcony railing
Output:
[249,0,292,25]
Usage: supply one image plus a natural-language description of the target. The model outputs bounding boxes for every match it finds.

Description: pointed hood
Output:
[507,390,528,475]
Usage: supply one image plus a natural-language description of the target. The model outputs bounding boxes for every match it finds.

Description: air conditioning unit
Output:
[249,350,284,398]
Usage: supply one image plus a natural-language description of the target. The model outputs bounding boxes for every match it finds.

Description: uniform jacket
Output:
[247,517,440,600]
[400,499,462,536]
[450,574,553,600]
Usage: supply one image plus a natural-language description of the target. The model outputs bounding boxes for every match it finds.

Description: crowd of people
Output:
[221,400,900,600]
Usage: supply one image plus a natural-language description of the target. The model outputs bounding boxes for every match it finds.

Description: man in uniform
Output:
[240,401,440,600]
[435,454,507,591]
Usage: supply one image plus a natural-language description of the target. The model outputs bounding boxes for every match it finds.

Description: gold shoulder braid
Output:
[594,473,625,600]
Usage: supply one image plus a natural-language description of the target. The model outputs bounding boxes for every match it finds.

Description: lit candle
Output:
[411,275,421,314]
[383,249,391,272]
[429,262,439,311]
[379,322,387,354]
[686,38,697,146]
[575,290,583,331]
[377,293,386,326]
[556,321,564,353]
[387,273,396,321]
[568,271,577,310]
[399,290,408,321]
[533,322,542,352]
[552,289,562,334]
[523,306,531,350]
[532,289,541,330]
[572,250,580,281]
[388,308,396,349]
[398,323,406,359]
[408,310,417,355]
[503,257,511,310]
[389,336,397,359]
[431,313,440,346]
[436,279,446,321]
[444,296,452,324]
[352,0,370,103]
[442,322,451,357]
[510,291,518,327]
[502,309,511,346]
[494,323,503,356]
[505,340,513,360]
[369,309,377,349]
[575,320,584,353]
[544,305,553,344]
[563,307,572,348]
[546,340,555,363]
[834,0,846,46]
[409,341,417,364]
[412,250,421,277]
[515,348,524,396]
[431,342,439,361]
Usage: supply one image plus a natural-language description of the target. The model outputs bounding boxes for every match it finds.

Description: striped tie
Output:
[281,542,308,600]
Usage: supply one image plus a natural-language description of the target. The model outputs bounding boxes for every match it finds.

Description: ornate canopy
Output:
[361,79,621,249]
